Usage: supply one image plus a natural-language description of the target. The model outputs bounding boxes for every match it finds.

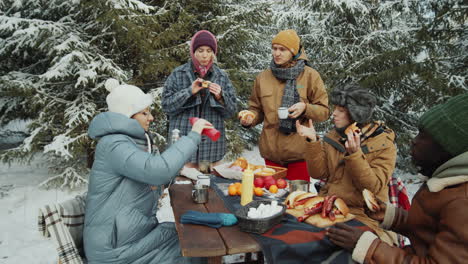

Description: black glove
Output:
[326,223,365,251]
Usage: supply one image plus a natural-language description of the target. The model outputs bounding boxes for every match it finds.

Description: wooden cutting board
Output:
[286,208,355,228]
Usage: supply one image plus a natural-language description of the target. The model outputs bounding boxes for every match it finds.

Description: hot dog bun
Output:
[334,198,350,216]
[345,122,360,134]
[286,195,355,227]
[363,189,380,212]
[293,193,319,209]
[304,212,355,228]
[303,196,325,209]
[286,206,355,228]
[285,191,307,208]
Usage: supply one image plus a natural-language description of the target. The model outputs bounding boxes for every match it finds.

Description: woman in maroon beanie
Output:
[162,30,237,172]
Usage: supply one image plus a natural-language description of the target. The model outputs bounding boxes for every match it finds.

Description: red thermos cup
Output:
[189,117,221,142]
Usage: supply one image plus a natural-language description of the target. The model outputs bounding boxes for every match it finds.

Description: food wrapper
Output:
[180,166,202,181]
[213,162,243,180]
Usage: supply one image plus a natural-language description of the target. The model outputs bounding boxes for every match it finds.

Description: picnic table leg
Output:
[245,252,264,264]
[257,251,264,264]
[207,256,222,264]
[246,252,253,262]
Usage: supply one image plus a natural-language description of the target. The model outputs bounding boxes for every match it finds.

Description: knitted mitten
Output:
[180,210,238,228]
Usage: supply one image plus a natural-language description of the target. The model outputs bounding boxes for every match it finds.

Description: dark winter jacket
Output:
[352,151,468,264]
[162,61,237,163]
[83,112,201,264]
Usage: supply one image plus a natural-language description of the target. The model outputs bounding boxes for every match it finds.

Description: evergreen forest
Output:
[0,0,466,187]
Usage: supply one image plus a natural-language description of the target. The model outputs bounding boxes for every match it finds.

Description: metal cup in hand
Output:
[192,184,209,204]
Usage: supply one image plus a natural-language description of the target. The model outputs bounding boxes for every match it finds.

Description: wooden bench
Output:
[169,182,263,264]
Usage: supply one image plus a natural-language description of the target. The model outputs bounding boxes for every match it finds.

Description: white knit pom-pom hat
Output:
[104,78,153,118]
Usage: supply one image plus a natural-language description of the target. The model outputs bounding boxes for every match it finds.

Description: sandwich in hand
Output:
[345,122,360,134]
[363,189,380,212]
[201,80,211,88]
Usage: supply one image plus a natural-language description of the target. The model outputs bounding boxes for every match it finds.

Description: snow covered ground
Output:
[0,148,424,264]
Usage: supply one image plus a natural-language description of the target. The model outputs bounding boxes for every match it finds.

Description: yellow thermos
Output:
[240,167,254,206]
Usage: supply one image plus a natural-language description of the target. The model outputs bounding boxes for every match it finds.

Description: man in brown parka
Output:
[296,83,398,245]
[239,29,329,181]
[327,93,468,263]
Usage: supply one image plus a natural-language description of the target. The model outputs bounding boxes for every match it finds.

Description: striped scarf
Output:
[270,59,305,134]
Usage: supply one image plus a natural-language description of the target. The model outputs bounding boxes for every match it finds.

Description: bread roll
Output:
[345,122,360,134]
[238,110,255,121]
[254,167,276,177]
[229,157,248,170]
[202,80,211,88]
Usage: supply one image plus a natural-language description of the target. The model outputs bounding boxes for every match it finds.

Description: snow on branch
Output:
[65,97,96,128]
[109,0,155,13]
[43,133,87,160]
[39,166,88,189]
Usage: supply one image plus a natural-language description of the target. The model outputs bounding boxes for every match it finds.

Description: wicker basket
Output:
[254,165,288,180]
[234,200,286,234]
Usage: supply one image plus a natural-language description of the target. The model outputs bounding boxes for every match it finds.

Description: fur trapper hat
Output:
[331,83,377,124]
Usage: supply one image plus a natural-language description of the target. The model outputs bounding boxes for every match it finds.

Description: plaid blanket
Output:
[38,193,87,264]
[388,176,410,211]
[256,214,370,264]
[211,177,371,264]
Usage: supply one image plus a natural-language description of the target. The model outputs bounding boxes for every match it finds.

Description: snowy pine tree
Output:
[1,0,464,186]
[0,0,270,188]
[0,0,138,188]
[272,0,467,169]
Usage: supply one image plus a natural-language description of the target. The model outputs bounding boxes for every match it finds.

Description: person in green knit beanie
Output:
[326,93,468,264]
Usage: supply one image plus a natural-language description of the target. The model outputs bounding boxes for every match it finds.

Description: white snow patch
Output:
[415,49,428,63]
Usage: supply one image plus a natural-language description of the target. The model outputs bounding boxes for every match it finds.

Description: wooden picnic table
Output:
[169,179,263,264]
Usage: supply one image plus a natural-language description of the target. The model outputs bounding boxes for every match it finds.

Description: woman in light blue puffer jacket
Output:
[84,79,210,264]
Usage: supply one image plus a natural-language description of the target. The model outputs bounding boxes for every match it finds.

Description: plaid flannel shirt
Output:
[38,193,86,264]
[162,61,237,163]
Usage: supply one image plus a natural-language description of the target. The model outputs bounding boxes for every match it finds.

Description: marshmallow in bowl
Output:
[247,201,283,219]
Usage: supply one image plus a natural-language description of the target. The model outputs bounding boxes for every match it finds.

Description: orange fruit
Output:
[234,182,242,188]
[228,185,237,196]
[254,187,264,196]
[236,187,242,195]
[269,184,278,194]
